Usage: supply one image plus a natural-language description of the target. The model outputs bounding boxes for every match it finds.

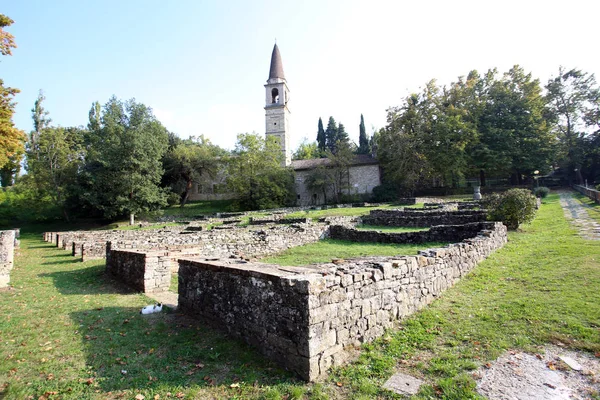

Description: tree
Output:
[29,90,51,153]
[0,14,17,57]
[325,116,338,153]
[305,165,334,204]
[0,15,26,177]
[473,66,554,185]
[80,97,169,223]
[316,117,326,155]
[326,140,354,203]
[546,67,600,184]
[226,133,295,210]
[293,137,319,160]
[27,126,86,221]
[162,135,226,207]
[357,114,370,154]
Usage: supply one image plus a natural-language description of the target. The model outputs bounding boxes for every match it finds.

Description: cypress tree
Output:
[358,114,370,154]
[325,116,338,153]
[316,117,326,155]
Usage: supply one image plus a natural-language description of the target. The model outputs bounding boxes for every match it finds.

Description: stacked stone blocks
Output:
[0,230,16,287]
[177,222,507,380]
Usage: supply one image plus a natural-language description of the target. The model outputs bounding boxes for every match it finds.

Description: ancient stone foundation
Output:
[0,230,16,288]
[177,222,507,381]
[362,209,487,227]
[329,222,491,244]
[105,223,329,293]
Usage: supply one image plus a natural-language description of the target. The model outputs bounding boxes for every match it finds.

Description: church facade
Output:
[190,44,381,205]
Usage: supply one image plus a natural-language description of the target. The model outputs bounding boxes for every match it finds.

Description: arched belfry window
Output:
[271,88,279,104]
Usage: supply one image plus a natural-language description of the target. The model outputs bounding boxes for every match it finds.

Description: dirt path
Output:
[559,191,600,240]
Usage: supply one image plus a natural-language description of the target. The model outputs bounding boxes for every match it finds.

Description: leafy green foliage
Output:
[532,186,550,198]
[378,66,557,192]
[79,97,169,221]
[226,133,295,211]
[27,125,86,221]
[292,137,319,160]
[545,67,600,184]
[0,176,61,226]
[162,135,227,207]
[483,188,537,229]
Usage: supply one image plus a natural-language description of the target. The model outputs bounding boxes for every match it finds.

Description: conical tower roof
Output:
[268,43,285,81]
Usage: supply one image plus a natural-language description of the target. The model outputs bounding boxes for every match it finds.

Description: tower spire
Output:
[268,43,285,82]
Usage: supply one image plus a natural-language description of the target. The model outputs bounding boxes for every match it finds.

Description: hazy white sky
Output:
[3,0,599,150]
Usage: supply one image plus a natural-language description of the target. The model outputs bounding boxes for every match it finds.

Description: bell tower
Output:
[265,43,291,166]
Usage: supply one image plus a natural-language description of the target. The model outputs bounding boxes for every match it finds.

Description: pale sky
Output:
[3,0,599,151]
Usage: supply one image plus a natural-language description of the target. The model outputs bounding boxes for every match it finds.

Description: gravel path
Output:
[476,346,600,399]
[559,191,600,240]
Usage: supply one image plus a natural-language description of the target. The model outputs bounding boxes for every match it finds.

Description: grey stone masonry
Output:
[105,223,329,293]
[329,222,494,244]
[0,230,16,288]
[362,209,487,227]
[177,222,507,381]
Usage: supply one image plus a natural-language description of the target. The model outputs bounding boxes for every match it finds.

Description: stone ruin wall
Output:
[0,230,16,288]
[177,222,508,381]
[104,223,329,293]
[329,222,491,244]
[362,209,487,227]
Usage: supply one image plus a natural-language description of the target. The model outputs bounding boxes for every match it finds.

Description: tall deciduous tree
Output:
[226,133,295,210]
[27,126,86,221]
[546,67,600,183]
[81,97,169,223]
[316,117,326,155]
[357,114,370,154]
[0,14,26,180]
[29,90,51,153]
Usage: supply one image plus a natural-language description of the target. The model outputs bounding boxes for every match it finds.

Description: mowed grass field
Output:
[1,193,599,399]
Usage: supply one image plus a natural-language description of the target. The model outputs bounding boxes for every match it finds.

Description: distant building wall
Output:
[295,164,381,206]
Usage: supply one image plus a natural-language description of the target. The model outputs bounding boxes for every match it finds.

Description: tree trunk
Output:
[180,179,193,207]
[479,169,486,187]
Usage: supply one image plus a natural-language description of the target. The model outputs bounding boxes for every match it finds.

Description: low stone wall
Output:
[329,222,493,244]
[105,247,178,293]
[105,223,329,293]
[573,185,600,204]
[177,222,507,381]
[362,209,487,227]
[0,230,16,288]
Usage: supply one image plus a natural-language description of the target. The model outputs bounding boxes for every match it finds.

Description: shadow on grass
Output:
[39,264,135,296]
[70,306,298,393]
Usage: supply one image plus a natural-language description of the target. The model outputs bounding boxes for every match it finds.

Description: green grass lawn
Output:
[162,199,235,217]
[261,239,445,266]
[1,193,598,399]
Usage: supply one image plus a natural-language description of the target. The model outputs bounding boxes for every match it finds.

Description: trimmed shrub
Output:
[533,186,550,198]
[483,188,537,230]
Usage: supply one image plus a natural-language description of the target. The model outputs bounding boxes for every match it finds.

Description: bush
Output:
[166,192,181,207]
[371,183,402,202]
[533,186,550,198]
[595,184,600,191]
[482,188,537,230]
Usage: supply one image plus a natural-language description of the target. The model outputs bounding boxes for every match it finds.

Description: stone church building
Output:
[191,44,381,206]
